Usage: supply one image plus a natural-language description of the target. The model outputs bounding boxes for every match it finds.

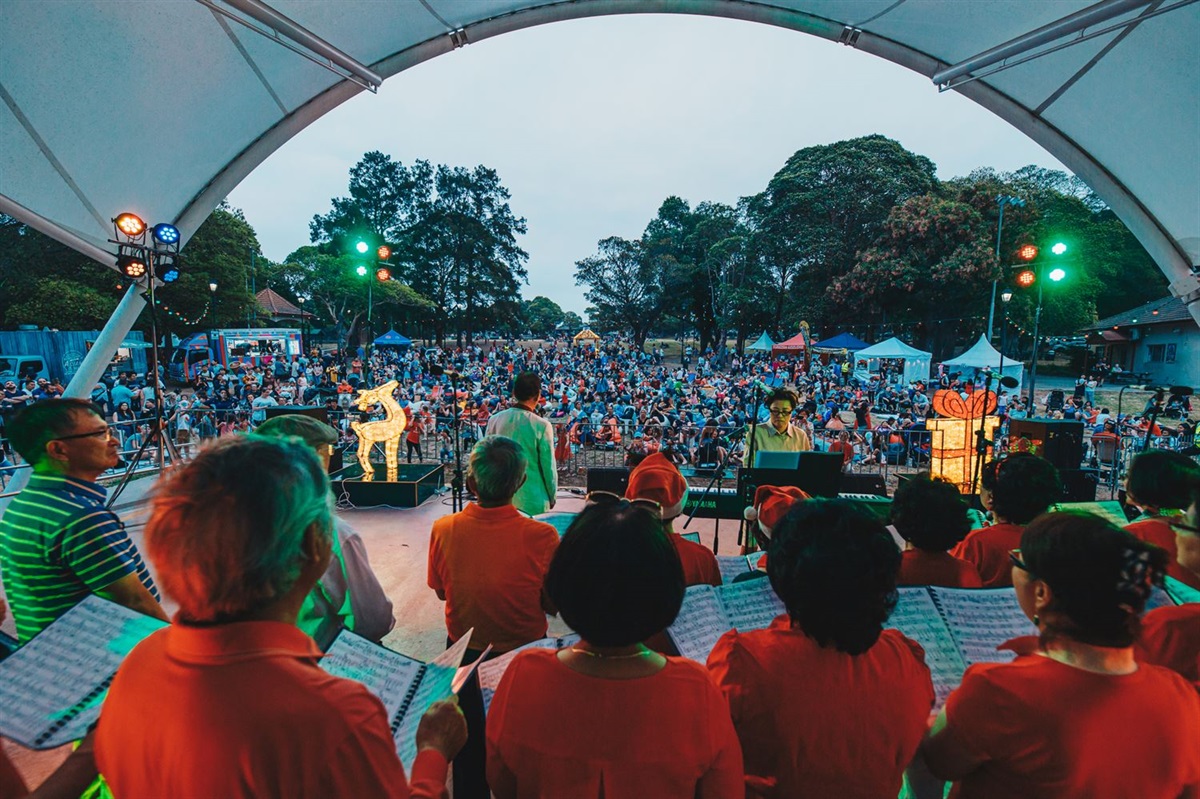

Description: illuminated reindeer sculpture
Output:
[350,380,407,481]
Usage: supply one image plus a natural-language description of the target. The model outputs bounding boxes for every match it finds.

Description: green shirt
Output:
[0,473,158,642]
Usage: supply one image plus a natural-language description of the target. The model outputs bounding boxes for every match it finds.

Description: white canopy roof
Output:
[855,336,931,360]
[1,1,1197,322]
[944,335,1016,370]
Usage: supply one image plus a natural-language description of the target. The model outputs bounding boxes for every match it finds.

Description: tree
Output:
[829,194,1000,358]
[575,237,662,350]
[522,296,564,335]
[561,311,583,331]
[309,151,433,258]
[753,135,938,327]
[7,278,118,330]
[165,203,262,334]
[406,165,529,345]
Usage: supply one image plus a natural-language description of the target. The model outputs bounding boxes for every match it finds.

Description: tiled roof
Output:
[1082,296,1195,331]
[256,288,310,318]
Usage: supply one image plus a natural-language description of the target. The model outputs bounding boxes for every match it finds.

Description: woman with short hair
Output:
[709,499,934,798]
[486,498,743,798]
[892,474,982,588]
[917,511,1200,798]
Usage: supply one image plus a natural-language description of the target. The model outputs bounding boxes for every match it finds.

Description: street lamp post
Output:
[297,296,308,347]
[1025,246,1068,415]
[208,282,217,327]
[988,195,1024,343]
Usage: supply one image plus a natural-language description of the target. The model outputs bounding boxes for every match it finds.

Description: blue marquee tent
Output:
[373,330,412,348]
[813,332,870,352]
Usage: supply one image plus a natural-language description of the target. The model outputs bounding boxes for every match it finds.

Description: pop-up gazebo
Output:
[572,328,601,349]
[746,331,775,352]
[812,332,870,353]
[771,331,808,355]
[373,330,412,348]
[854,336,932,384]
[943,335,1024,392]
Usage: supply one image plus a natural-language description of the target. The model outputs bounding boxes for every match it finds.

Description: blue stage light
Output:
[153,223,180,245]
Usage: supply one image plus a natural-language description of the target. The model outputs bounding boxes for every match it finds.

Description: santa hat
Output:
[743,485,811,539]
[626,452,689,519]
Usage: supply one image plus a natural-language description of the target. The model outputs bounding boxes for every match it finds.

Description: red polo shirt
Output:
[1136,603,1200,682]
[952,522,1025,588]
[1126,517,1200,589]
[428,503,558,652]
[897,549,983,588]
[95,621,447,799]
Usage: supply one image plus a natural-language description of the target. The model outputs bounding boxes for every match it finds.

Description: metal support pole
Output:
[1028,276,1045,415]
[987,200,1006,342]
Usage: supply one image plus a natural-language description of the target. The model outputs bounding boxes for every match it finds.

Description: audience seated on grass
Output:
[708,498,934,799]
[891,474,982,588]
[952,454,1061,587]
[1135,471,1200,681]
[93,436,466,798]
[486,497,744,798]
[1123,449,1200,589]
[915,511,1200,798]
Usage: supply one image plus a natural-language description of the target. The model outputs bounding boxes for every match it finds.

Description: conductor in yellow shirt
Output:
[746,388,812,466]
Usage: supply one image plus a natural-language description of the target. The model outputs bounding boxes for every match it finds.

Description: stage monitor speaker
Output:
[1059,468,1099,502]
[587,467,629,496]
[840,473,887,497]
[1008,418,1084,470]
[264,405,328,425]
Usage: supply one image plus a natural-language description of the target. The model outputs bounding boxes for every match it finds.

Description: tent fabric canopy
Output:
[943,334,1024,389]
[746,331,775,351]
[854,336,932,384]
[373,329,411,347]
[772,331,808,353]
[812,332,870,352]
[572,328,601,341]
[1,1,1197,329]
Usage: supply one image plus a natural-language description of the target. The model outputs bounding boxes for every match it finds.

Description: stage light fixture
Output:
[1051,242,1068,256]
[376,267,391,282]
[1017,244,1038,261]
[377,245,391,261]
[115,212,146,237]
[152,223,180,245]
[355,240,369,255]
[118,252,148,278]
[1016,269,1036,288]
[356,265,368,276]
[155,254,181,283]
[1048,267,1066,282]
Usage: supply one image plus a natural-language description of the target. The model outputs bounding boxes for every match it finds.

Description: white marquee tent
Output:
[1,0,1198,404]
[943,335,1025,392]
[854,336,932,384]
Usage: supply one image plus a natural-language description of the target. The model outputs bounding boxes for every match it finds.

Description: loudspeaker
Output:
[586,467,629,495]
[1008,418,1084,470]
[840,473,888,497]
[264,405,328,424]
[1059,468,1099,502]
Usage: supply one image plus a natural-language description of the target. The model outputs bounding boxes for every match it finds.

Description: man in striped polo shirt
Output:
[0,398,166,642]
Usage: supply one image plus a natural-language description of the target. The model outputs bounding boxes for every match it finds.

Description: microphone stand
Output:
[970,370,995,496]
[450,369,465,512]
[683,426,742,556]
[1141,392,1164,453]
[738,383,763,548]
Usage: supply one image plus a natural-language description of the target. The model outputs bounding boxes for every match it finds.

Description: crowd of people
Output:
[1,388,1198,797]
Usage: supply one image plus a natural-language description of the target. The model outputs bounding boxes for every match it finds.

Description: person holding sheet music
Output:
[1136,472,1200,682]
[1123,449,1200,590]
[744,387,811,467]
[708,498,935,799]
[94,436,466,798]
[892,474,982,588]
[915,511,1200,798]
[486,498,744,798]
[951,454,1061,588]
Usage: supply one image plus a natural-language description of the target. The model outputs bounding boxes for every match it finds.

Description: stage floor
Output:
[1,479,746,791]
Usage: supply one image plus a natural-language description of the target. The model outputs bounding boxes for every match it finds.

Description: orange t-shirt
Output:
[486,649,743,798]
[94,622,447,799]
[952,522,1025,588]
[898,549,983,588]
[943,653,1200,799]
[427,503,558,652]
[1135,603,1200,682]
[708,616,934,799]
[673,535,722,588]
[1126,517,1200,589]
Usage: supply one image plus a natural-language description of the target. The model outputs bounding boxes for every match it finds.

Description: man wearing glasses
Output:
[745,387,812,466]
[0,398,166,642]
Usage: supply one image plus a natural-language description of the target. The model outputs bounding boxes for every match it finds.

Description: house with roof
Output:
[255,288,311,325]
[1080,296,1199,388]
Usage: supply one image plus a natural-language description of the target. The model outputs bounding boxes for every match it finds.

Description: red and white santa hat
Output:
[626,452,689,519]
[743,485,811,538]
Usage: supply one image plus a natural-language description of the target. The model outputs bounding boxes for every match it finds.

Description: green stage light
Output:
[1049,268,1066,282]
[355,240,369,255]
[1051,242,1067,256]
[355,264,368,276]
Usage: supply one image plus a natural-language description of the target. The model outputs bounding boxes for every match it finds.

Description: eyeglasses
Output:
[53,427,115,442]
[768,408,794,417]
[1009,548,1031,573]
[585,490,663,519]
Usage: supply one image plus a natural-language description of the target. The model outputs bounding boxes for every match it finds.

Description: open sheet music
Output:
[666,578,786,663]
[321,629,472,773]
[476,633,581,715]
[0,596,167,749]
[715,551,767,585]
